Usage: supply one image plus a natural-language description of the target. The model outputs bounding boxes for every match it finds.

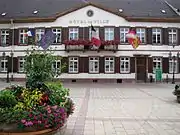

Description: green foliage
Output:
[0,90,17,108]
[173,84,180,96]
[14,89,43,111]
[64,98,75,117]
[46,81,70,106]
[24,47,66,88]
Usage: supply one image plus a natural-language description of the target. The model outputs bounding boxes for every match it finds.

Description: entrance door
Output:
[136,57,147,82]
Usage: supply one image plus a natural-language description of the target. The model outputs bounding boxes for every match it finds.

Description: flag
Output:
[91,24,101,46]
[126,30,140,49]
[26,30,34,37]
[39,30,56,50]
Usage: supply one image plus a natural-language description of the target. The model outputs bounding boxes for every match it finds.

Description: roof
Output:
[0,0,180,23]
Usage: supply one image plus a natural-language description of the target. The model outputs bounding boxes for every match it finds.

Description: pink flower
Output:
[38,120,42,124]
[24,121,33,126]
[21,119,26,123]
[52,105,58,109]
[48,110,51,113]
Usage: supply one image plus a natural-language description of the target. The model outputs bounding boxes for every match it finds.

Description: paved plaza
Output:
[1,81,180,135]
[62,82,180,135]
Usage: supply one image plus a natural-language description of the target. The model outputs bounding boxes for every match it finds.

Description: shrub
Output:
[0,90,17,108]
[46,82,70,106]
[173,84,180,96]
[64,98,75,117]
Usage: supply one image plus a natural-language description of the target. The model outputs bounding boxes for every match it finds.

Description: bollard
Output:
[166,74,169,83]
[150,75,153,83]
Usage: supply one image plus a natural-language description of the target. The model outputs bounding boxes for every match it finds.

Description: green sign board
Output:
[155,68,162,82]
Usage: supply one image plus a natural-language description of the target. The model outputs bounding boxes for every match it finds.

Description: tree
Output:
[24,47,66,88]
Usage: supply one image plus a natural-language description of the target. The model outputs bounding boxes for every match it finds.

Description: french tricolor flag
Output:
[91,24,101,46]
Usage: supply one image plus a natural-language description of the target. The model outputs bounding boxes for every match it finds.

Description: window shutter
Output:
[7,56,12,72]
[178,29,180,45]
[115,57,120,73]
[163,28,168,45]
[14,29,19,45]
[115,27,120,41]
[178,58,180,73]
[84,27,89,40]
[84,57,89,73]
[147,28,152,44]
[130,57,135,73]
[8,29,12,46]
[61,57,68,73]
[148,57,153,73]
[79,57,84,73]
[79,27,83,40]
[62,27,68,42]
[13,57,18,72]
[99,57,104,73]
[163,57,169,73]
[99,27,104,41]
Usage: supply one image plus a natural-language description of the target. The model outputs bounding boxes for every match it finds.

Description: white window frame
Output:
[89,27,99,40]
[89,57,99,73]
[52,60,61,73]
[153,57,162,73]
[169,58,178,73]
[120,57,130,73]
[69,28,79,40]
[69,57,78,73]
[168,28,177,45]
[18,57,25,72]
[1,30,9,46]
[35,29,45,42]
[0,57,7,72]
[136,28,146,44]
[19,29,28,44]
[105,28,114,41]
[52,28,61,43]
[152,28,161,44]
[105,57,114,73]
[120,28,129,43]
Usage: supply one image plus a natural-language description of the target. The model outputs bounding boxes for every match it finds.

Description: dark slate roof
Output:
[0,0,179,22]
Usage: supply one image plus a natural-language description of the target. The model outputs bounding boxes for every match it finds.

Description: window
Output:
[152,28,161,44]
[52,60,61,73]
[168,29,177,45]
[52,28,61,43]
[35,29,45,42]
[19,57,25,72]
[120,28,129,43]
[1,30,9,46]
[89,27,99,39]
[169,58,178,73]
[89,57,99,73]
[105,57,114,73]
[120,57,130,73]
[0,58,7,72]
[69,57,78,73]
[19,29,28,44]
[153,57,162,73]
[136,28,146,43]
[105,28,114,41]
[69,28,79,40]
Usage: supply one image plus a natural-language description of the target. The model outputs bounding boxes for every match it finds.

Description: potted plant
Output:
[0,47,75,134]
[173,84,180,103]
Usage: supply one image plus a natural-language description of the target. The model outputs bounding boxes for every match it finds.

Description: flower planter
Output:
[0,121,67,135]
[177,96,180,103]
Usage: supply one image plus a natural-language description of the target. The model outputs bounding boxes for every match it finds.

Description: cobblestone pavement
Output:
[1,81,180,135]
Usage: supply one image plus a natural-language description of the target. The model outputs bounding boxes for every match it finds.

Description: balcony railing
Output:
[64,40,119,52]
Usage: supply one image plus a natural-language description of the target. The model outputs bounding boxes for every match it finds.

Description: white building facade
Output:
[0,1,180,83]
